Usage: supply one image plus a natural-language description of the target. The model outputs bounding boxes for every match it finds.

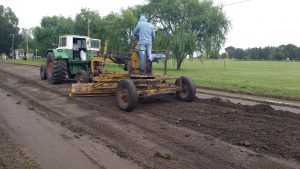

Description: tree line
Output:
[0,5,21,55]
[225,45,300,61]
[1,0,230,70]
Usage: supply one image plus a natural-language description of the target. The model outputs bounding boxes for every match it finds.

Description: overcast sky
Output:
[1,0,300,49]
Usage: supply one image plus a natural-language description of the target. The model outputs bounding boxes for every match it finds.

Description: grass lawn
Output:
[2,59,300,99]
[2,59,46,67]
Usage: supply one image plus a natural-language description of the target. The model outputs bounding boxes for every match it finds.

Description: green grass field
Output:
[2,59,46,67]
[2,59,300,99]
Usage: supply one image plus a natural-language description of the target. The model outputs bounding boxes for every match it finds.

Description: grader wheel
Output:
[176,76,196,101]
[116,79,137,112]
[75,70,89,83]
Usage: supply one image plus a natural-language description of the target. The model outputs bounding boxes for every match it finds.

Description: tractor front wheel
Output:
[176,76,196,101]
[40,65,47,80]
[116,79,137,111]
[46,52,67,84]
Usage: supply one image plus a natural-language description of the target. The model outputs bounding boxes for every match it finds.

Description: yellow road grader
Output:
[69,42,196,111]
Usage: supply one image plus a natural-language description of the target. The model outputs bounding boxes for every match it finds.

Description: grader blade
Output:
[69,83,116,96]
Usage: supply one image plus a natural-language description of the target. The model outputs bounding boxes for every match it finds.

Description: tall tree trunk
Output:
[176,58,184,70]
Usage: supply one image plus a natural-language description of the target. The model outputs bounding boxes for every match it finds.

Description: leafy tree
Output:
[20,28,35,54]
[99,13,123,52]
[196,1,230,56]
[224,45,300,61]
[99,7,140,53]
[0,5,20,57]
[285,44,297,60]
[296,48,300,60]
[273,51,285,60]
[143,0,230,69]
[225,46,236,59]
[169,28,197,69]
[33,16,74,56]
[73,8,100,38]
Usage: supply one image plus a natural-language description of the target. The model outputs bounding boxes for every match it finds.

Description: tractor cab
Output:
[88,38,101,57]
[56,35,101,61]
[71,37,87,61]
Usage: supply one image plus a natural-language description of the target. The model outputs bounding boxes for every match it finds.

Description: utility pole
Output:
[10,34,14,59]
[26,28,31,59]
[27,31,29,55]
[88,19,90,37]
[35,49,38,59]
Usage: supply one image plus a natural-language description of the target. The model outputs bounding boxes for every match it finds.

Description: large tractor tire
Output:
[116,79,137,112]
[46,52,67,84]
[40,65,47,80]
[68,73,76,79]
[75,70,89,83]
[176,76,196,101]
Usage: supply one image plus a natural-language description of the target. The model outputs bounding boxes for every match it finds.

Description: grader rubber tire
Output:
[116,79,137,112]
[46,52,67,84]
[176,76,196,101]
[75,70,89,83]
[40,65,47,80]
[68,73,76,79]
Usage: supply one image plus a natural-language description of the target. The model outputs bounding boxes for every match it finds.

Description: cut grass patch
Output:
[2,59,45,67]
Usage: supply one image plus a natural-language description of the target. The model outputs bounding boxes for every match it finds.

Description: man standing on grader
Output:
[68,15,196,111]
[133,15,156,74]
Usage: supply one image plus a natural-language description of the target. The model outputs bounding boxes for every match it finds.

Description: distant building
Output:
[0,54,7,60]
[15,49,25,59]
[14,49,34,59]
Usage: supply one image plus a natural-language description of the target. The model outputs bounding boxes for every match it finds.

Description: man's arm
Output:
[151,28,156,41]
[133,23,140,36]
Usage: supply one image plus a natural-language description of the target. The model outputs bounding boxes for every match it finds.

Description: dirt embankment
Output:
[142,97,300,160]
[0,62,299,169]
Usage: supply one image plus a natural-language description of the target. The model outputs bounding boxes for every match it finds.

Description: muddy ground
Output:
[0,62,299,169]
[0,121,41,169]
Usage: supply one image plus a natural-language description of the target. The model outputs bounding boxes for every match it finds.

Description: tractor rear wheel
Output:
[75,70,89,83]
[46,52,67,84]
[116,79,137,111]
[176,76,196,101]
[40,65,47,80]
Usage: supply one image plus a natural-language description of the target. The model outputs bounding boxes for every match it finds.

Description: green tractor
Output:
[40,35,101,84]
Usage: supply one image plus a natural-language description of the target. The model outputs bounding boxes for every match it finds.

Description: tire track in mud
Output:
[0,118,41,169]
[139,97,300,160]
[0,64,299,169]
[0,69,242,169]
[0,70,149,169]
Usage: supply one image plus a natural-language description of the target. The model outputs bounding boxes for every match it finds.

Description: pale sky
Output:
[1,0,300,49]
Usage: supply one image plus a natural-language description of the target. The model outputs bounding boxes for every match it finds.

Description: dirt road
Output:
[0,62,299,169]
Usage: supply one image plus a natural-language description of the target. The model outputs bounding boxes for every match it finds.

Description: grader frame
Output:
[69,45,196,111]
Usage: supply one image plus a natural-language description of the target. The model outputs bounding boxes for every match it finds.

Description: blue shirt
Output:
[133,16,155,45]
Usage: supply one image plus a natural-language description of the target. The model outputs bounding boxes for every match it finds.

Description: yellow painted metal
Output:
[90,57,105,74]
[131,51,140,72]
[130,50,153,74]
[93,73,130,82]
[70,73,129,96]
[69,46,179,98]
[103,40,108,57]
[69,71,179,97]
[69,81,118,96]
[136,85,178,97]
